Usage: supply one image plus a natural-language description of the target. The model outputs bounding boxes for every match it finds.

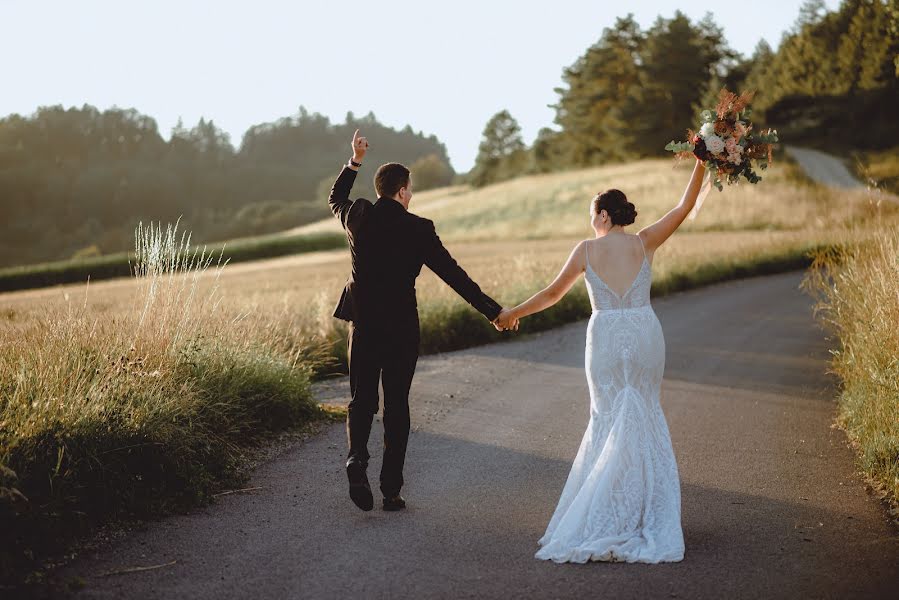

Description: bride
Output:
[495,157,706,563]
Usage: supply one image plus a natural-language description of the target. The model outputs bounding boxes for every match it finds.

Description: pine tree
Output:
[743,40,776,104]
[530,127,568,173]
[838,0,895,92]
[470,110,526,187]
[552,15,643,165]
[624,11,730,156]
[796,0,828,28]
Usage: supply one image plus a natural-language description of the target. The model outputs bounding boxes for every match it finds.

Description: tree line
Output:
[2,1,895,266]
[470,0,898,187]
[0,107,454,267]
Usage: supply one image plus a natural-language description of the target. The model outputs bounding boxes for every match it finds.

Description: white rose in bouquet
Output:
[700,122,716,138]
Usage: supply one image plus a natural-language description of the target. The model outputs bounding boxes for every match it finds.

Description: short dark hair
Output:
[374,163,410,198]
[593,189,637,226]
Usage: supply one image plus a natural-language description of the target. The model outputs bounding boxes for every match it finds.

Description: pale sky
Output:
[2,0,840,172]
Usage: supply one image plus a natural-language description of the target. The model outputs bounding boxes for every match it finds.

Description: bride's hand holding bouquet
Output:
[664,88,779,219]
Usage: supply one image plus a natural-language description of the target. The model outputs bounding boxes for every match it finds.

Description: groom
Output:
[328,130,515,512]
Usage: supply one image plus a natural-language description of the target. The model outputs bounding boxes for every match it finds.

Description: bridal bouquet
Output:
[664,88,779,218]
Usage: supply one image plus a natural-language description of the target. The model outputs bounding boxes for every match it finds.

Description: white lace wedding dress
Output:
[535,237,684,563]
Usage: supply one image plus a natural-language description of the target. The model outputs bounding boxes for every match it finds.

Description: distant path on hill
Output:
[786,146,865,188]
[54,271,899,599]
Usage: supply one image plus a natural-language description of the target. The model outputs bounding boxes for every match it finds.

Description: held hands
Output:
[352,129,369,163]
[492,308,520,332]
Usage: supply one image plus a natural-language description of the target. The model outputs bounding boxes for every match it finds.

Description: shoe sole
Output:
[349,484,374,511]
[346,464,373,512]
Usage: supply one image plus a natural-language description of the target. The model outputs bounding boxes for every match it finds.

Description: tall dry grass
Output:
[0,221,326,587]
[802,219,899,520]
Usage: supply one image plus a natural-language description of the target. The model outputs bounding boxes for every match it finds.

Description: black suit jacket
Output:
[328,166,502,328]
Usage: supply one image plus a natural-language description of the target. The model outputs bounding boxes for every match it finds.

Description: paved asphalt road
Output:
[53,270,899,599]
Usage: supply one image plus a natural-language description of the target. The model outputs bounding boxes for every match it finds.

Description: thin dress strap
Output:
[637,234,646,259]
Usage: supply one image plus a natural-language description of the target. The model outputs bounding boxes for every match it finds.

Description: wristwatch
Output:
[348,158,362,168]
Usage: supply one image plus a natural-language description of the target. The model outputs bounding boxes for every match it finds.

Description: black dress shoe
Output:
[382,495,406,511]
[346,462,373,511]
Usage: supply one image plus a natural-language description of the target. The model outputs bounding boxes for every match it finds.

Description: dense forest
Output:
[0,108,453,267]
[471,0,898,186]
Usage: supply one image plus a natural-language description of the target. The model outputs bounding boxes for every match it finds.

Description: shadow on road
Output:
[57,426,899,600]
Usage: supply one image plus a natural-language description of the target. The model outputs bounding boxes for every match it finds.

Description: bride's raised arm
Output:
[638,158,706,252]
[498,240,587,327]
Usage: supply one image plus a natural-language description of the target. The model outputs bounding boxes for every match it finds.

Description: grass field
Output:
[0,229,346,293]
[2,158,891,323]
[291,157,880,239]
[2,156,897,588]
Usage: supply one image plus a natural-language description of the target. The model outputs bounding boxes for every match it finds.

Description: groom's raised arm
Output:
[329,129,369,230]
[328,166,360,230]
[422,219,502,322]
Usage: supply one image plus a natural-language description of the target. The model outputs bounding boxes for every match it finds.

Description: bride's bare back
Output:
[584,233,648,298]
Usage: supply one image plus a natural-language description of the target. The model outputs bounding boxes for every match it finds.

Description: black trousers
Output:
[345,321,419,498]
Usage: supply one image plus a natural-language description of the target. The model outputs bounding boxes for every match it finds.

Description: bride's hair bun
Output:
[593,189,637,226]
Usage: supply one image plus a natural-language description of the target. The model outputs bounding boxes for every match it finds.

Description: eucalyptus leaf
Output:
[664,141,695,153]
